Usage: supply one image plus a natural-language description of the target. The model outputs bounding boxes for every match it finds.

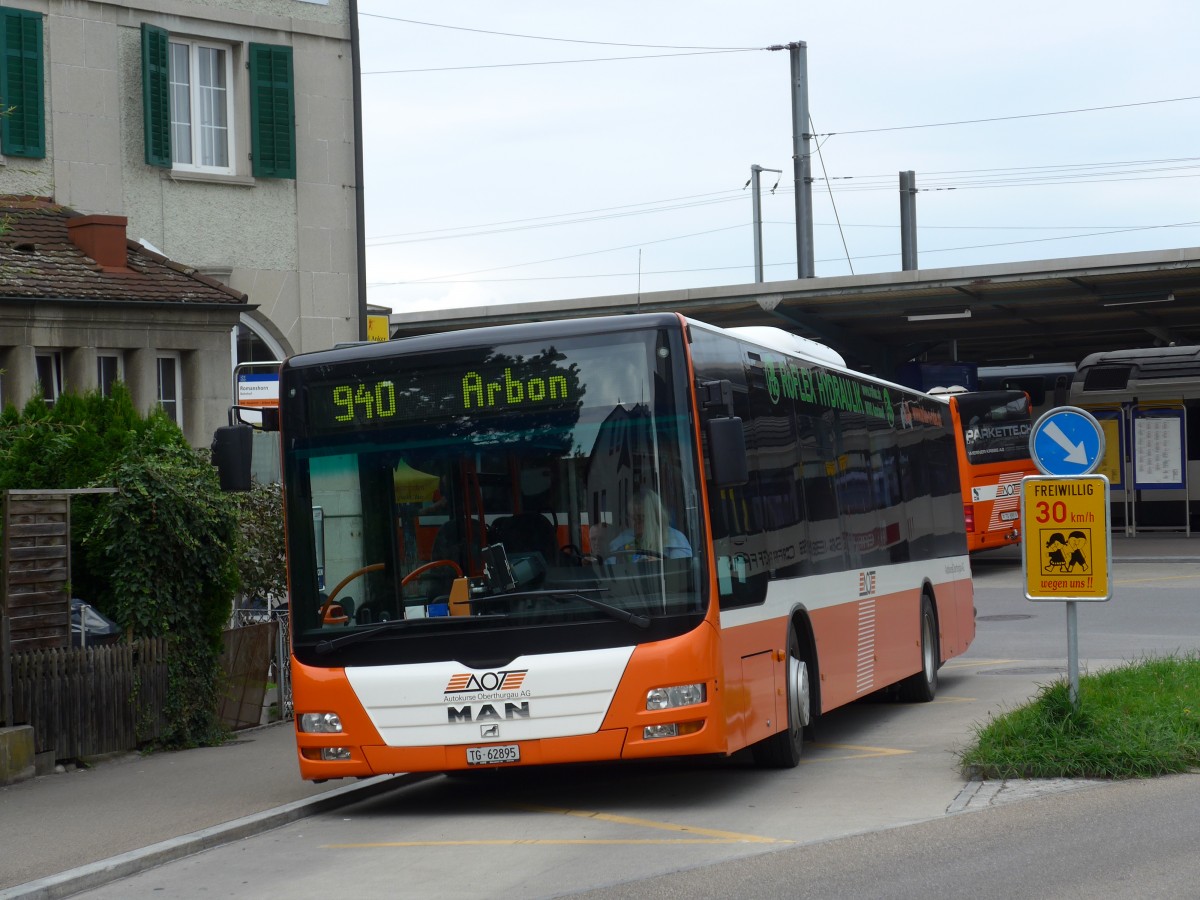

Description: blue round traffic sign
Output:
[1029,406,1105,476]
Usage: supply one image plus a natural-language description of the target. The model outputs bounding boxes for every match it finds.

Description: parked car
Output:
[71,598,123,648]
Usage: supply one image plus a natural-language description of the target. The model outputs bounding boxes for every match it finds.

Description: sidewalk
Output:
[0,721,423,898]
[1109,531,1200,562]
[2,531,1197,898]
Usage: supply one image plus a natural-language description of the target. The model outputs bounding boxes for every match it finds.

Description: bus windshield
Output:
[282,326,704,660]
[953,391,1033,466]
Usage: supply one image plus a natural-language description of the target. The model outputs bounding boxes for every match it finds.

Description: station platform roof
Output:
[387,245,1200,378]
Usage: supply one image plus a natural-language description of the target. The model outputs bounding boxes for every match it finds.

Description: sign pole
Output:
[1024,406,1113,713]
[1066,600,1079,708]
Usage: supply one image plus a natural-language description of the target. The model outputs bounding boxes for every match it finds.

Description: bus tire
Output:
[752,627,811,769]
[899,594,939,703]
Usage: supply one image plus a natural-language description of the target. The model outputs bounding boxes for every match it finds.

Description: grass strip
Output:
[959,654,1200,780]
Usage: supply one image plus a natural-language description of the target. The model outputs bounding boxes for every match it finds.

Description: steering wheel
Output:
[612,547,663,561]
[319,560,464,624]
[319,563,386,624]
[560,543,584,564]
[401,559,464,586]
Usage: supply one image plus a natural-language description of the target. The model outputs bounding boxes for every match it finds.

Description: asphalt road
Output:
[34,553,1200,899]
[570,774,1200,900]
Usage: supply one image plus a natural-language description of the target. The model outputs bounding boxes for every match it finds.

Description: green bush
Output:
[232,480,286,608]
[83,441,240,747]
[1,387,244,748]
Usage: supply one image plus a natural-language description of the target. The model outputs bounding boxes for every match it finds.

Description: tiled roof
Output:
[0,196,248,306]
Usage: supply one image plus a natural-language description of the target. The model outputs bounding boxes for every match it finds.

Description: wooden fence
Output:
[9,637,169,759]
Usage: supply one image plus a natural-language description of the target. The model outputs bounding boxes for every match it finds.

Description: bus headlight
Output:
[299,712,343,734]
[646,683,706,710]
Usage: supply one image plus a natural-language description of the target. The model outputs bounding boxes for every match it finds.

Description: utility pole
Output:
[749,164,782,282]
[789,42,815,279]
[899,170,918,270]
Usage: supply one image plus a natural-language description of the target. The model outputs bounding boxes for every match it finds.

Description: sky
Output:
[356,1,1200,315]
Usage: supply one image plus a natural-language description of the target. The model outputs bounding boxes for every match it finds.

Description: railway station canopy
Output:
[387,246,1200,380]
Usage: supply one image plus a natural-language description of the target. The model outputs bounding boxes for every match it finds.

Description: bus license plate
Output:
[466,744,520,766]
[1000,510,1019,521]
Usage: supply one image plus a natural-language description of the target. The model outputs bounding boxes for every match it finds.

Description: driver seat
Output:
[490,512,558,562]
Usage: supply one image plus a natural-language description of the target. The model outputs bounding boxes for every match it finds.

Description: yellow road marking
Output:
[515,804,784,843]
[324,838,776,848]
[1114,573,1200,585]
[943,658,1018,670]
[802,742,911,761]
[323,804,791,849]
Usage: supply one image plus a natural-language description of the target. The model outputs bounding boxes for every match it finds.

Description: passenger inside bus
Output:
[605,489,693,563]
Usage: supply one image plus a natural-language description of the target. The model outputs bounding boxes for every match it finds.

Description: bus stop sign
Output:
[1029,406,1105,476]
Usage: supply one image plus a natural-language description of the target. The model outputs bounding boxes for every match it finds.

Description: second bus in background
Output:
[934,388,1039,553]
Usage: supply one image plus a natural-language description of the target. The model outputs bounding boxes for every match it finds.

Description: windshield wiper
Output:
[471,588,650,629]
[314,618,410,655]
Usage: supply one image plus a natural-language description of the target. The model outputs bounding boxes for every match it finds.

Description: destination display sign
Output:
[306,360,580,432]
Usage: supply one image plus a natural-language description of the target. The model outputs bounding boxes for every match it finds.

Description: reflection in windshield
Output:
[286,331,703,642]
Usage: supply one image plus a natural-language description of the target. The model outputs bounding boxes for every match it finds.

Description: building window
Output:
[35,350,62,405]
[169,38,232,172]
[0,6,45,158]
[97,352,123,397]
[157,353,181,425]
[141,24,295,179]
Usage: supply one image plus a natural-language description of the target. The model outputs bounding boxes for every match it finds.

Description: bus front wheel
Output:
[752,628,811,769]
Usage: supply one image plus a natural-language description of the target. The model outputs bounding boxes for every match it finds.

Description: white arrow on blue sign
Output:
[1028,406,1105,476]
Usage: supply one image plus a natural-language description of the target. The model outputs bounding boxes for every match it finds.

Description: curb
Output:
[0,772,430,900]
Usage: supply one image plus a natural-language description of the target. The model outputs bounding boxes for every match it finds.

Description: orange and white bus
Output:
[938,389,1038,553]
[271,313,974,778]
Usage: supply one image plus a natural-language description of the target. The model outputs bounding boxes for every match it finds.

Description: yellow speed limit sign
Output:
[1020,475,1111,601]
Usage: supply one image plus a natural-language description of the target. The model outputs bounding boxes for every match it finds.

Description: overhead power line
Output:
[365,49,755,75]
[821,95,1200,136]
[367,221,1200,287]
[367,157,1200,246]
[357,12,760,51]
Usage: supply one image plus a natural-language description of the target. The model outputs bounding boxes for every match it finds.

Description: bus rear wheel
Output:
[752,628,811,769]
[898,594,939,703]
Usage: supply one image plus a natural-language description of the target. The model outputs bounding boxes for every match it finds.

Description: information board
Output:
[1132,406,1186,490]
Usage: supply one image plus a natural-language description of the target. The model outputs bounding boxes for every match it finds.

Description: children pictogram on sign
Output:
[1041,529,1090,575]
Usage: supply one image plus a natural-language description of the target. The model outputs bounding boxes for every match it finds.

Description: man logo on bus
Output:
[445,670,528,695]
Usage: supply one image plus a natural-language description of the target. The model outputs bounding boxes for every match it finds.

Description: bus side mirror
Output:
[211,424,253,491]
[707,417,748,488]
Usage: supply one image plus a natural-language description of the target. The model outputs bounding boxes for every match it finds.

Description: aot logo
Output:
[444,670,528,695]
[858,570,877,597]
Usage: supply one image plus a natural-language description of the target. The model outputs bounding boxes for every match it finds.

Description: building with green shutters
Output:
[0,0,360,440]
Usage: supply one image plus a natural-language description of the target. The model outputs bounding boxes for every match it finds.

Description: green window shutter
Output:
[249,43,296,179]
[0,6,45,159]
[140,23,170,167]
